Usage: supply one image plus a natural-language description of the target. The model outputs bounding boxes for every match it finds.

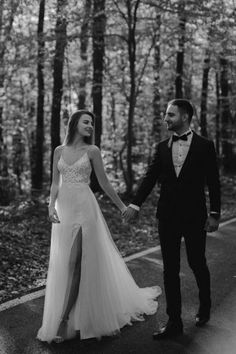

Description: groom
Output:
[124,99,221,340]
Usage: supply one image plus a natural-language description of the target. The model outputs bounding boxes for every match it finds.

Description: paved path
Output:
[0,219,236,354]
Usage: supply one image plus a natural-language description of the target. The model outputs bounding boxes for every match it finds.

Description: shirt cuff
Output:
[129,204,140,211]
[210,211,220,220]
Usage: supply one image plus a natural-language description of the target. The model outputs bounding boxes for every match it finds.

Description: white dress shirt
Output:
[172,129,193,177]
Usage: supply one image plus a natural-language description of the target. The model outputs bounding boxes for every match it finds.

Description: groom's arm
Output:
[124,145,161,222]
[131,144,161,208]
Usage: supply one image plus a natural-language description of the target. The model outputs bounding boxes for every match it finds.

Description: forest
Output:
[0,0,236,302]
[0,0,236,202]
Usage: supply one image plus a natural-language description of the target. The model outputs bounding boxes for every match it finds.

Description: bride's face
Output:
[77,114,94,138]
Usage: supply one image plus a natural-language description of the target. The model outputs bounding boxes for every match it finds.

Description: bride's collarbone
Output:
[62,146,90,165]
[65,145,89,154]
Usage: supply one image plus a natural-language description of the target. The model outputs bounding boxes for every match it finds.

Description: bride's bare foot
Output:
[53,318,68,343]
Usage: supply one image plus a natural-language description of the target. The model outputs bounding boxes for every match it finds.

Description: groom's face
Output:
[164,104,185,132]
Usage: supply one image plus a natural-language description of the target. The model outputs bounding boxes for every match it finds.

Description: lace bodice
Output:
[58,152,92,185]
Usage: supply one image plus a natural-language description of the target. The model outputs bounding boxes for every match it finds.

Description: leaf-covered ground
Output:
[0,175,236,304]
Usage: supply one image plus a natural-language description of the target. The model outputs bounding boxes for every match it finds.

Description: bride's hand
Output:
[48,205,60,223]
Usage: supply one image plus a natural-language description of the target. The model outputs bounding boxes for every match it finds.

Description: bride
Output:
[37,110,161,343]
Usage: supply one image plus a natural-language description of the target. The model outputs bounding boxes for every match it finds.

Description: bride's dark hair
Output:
[64,110,95,145]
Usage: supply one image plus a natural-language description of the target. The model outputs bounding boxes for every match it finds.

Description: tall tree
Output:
[12,127,24,194]
[90,0,106,193]
[215,71,220,156]
[219,55,233,172]
[0,0,18,204]
[112,0,141,194]
[112,0,157,194]
[78,0,91,109]
[125,0,141,194]
[32,0,45,191]
[92,0,106,148]
[199,49,210,137]
[51,0,67,172]
[175,0,186,98]
[152,5,162,147]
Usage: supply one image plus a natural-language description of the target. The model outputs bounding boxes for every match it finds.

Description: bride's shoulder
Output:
[87,145,103,163]
[87,144,101,156]
[54,145,64,157]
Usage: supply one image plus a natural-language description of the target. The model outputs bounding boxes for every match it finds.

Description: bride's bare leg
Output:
[55,227,82,341]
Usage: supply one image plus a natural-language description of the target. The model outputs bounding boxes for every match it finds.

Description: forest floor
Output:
[0,174,236,304]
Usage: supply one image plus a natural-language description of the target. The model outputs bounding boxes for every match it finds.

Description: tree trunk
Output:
[78,0,91,109]
[90,0,106,193]
[0,0,18,204]
[32,0,45,191]
[92,0,106,148]
[175,0,186,99]
[125,0,141,196]
[200,50,210,137]
[28,101,36,184]
[50,0,67,174]
[110,92,119,176]
[215,72,220,156]
[0,0,16,177]
[219,55,233,172]
[152,7,162,148]
[12,128,24,194]
[0,1,4,178]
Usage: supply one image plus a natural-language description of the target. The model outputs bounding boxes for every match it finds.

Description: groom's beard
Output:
[165,123,177,132]
[165,122,185,133]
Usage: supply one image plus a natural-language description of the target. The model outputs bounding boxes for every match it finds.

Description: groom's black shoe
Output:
[153,320,183,340]
[195,312,210,327]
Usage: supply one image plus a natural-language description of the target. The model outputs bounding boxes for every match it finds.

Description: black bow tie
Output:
[172,132,191,142]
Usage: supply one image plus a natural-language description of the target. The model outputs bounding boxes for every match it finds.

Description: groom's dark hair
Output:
[168,99,194,123]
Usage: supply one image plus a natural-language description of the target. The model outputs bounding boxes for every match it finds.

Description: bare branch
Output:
[135,30,157,98]
[112,0,128,25]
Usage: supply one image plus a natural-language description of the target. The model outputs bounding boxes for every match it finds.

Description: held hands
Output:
[120,205,127,218]
[48,205,60,223]
[122,206,139,223]
[204,215,219,233]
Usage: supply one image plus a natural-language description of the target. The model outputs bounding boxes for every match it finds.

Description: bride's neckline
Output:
[61,150,89,167]
[61,152,88,167]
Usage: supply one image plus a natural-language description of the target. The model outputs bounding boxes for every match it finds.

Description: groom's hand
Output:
[204,216,219,233]
[123,206,139,223]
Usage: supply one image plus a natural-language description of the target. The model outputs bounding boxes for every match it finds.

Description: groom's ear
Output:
[182,113,189,123]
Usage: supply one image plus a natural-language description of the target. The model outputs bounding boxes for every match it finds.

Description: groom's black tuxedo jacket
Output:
[132,131,221,222]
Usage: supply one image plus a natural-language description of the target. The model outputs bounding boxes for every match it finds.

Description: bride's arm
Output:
[48,146,62,222]
[88,145,126,213]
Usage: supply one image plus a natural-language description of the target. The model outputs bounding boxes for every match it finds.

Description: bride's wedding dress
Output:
[37,151,161,342]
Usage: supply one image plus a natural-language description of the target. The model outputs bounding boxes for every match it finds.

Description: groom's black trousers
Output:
[158,217,211,321]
